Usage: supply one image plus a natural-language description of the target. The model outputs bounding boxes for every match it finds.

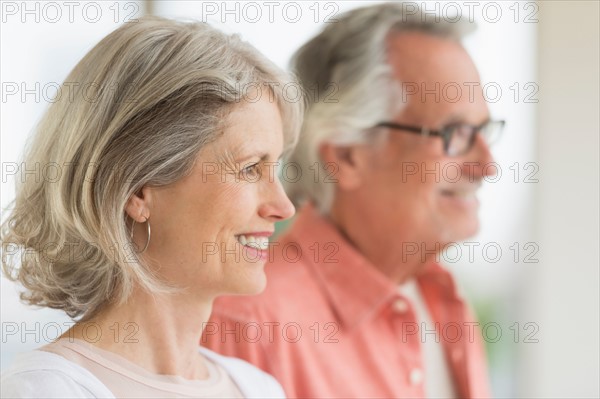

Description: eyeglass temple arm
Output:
[375,122,444,137]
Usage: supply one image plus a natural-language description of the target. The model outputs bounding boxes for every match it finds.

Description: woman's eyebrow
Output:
[234,152,269,164]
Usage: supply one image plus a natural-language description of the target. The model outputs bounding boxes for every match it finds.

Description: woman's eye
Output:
[240,163,261,180]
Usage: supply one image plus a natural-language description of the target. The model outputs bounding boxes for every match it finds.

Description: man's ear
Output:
[125,186,153,222]
[319,143,372,191]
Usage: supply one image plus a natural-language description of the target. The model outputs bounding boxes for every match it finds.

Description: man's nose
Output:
[463,133,496,179]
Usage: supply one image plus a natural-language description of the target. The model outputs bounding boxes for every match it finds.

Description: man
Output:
[203,3,503,398]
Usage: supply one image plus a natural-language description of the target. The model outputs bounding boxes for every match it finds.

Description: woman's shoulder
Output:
[1,350,115,398]
[2,348,286,398]
[199,346,286,398]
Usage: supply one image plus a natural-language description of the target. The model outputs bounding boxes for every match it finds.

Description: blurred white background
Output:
[1,1,598,397]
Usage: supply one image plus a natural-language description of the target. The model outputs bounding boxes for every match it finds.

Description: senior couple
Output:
[1,2,503,398]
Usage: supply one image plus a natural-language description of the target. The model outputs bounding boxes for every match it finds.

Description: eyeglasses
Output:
[374,119,505,157]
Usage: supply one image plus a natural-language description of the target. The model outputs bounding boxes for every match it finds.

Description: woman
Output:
[1,16,302,398]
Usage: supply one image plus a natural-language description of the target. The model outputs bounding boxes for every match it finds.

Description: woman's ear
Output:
[125,186,153,222]
[319,142,372,191]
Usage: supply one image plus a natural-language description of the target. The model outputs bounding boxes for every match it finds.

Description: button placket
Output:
[390,295,425,395]
[409,367,424,386]
[392,298,410,314]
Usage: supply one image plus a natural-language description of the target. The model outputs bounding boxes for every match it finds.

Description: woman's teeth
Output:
[237,235,269,250]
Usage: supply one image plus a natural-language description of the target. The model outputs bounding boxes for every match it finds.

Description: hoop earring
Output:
[130,216,151,254]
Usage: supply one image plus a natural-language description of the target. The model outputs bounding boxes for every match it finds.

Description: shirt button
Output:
[409,368,423,386]
[392,298,409,313]
[452,348,464,362]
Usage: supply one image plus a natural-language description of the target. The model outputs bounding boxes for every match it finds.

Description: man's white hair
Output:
[286,2,475,214]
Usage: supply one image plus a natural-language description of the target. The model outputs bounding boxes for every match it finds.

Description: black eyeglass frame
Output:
[375,120,506,156]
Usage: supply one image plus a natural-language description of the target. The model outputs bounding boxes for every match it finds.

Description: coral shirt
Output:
[203,204,491,398]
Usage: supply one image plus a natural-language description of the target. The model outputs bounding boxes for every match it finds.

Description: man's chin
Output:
[441,219,480,245]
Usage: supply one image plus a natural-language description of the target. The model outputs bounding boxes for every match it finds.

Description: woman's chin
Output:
[226,273,268,296]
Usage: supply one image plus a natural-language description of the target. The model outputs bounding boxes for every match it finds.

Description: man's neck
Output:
[328,199,435,285]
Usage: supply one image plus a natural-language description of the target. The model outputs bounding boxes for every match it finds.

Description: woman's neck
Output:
[62,288,214,380]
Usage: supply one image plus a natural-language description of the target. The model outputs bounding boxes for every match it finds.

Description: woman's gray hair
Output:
[286,2,475,213]
[1,16,303,320]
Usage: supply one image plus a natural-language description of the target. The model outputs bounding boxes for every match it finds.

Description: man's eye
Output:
[240,163,261,180]
[456,125,474,137]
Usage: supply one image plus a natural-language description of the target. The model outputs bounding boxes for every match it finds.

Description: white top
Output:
[40,338,242,398]
[399,279,456,398]
[1,346,285,399]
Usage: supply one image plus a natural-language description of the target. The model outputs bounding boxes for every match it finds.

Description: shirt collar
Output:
[286,203,398,330]
[285,203,464,330]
